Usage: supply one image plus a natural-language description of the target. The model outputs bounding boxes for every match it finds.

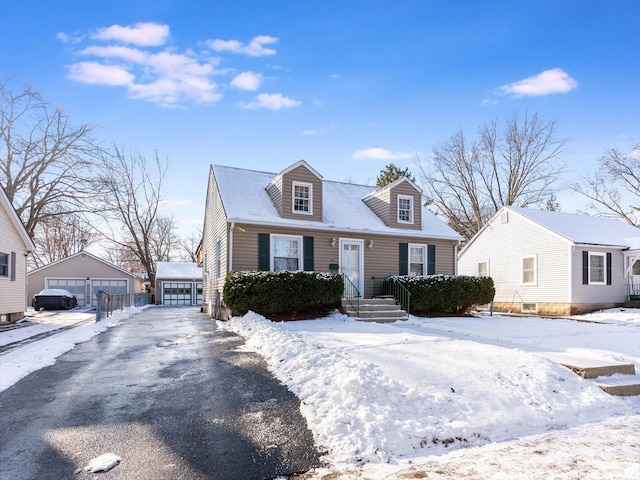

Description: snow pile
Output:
[0,306,144,393]
[220,310,639,467]
[84,452,121,472]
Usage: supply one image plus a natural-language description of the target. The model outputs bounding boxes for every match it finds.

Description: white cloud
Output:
[79,45,148,63]
[352,148,415,161]
[242,93,301,110]
[300,123,338,136]
[231,71,262,90]
[66,62,134,86]
[92,22,170,47]
[208,35,278,56]
[500,68,578,97]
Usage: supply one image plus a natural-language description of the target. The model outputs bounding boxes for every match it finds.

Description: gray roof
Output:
[211,164,462,241]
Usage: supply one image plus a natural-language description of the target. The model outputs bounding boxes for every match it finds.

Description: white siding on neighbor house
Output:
[0,205,30,318]
[570,246,628,303]
[458,210,571,304]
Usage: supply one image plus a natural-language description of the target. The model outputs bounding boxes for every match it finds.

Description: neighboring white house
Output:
[155,262,203,306]
[0,186,36,322]
[28,251,145,308]
[458,206,640,316]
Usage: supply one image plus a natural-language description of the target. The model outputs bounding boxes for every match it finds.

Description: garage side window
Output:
[0,252,8,277]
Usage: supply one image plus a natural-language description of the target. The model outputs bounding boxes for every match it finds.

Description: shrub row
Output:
[223,270,344,316]
[390,275,495,315]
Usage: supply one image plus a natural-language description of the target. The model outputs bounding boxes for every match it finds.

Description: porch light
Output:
[330,237,337,247]
[368,240,374,249]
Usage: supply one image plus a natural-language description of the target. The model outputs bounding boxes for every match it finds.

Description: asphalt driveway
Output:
[0,306,321,479]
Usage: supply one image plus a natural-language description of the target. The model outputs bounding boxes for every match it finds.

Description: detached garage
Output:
[28,251,145,308]
[156,262,202,306]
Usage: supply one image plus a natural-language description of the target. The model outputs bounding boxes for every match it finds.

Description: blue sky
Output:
[2,0,638,236]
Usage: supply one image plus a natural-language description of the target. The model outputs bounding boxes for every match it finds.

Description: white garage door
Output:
[46,278,87,307]
[162,282,193,305]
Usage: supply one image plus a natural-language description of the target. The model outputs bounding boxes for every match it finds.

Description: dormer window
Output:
[292,181,313,215]
[397,194,414,224]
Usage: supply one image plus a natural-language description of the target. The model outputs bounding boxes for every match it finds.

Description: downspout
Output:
[454,241,459,275]
[229,221,234,272]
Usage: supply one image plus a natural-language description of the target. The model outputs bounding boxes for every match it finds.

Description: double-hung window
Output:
[409,244,426,276]
[477,260,489,277]
[0,252,8,277]
[521,255,537,285]
[292,181,312,215]
[272,235,302,271]
[397,195,414,224]
[589,252,606,284]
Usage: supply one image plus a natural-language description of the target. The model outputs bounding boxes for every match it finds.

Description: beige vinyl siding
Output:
[279,165,323,222]
[458,210,571,305]
[28,254,142,303]
[0,205,30,319]
[364,189,390,226]
[202,167,230,315]
[571,247,628,303]
[388,182,422,230]
[266,175,283,215]
[231,224,457,298]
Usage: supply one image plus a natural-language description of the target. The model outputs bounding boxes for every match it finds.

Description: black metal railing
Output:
[383,277,411,315]
[342,274,361,317]
[96,292,150,321]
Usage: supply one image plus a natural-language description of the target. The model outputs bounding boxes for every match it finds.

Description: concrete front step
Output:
[341,298,409,323]
[560,362,635,379]
[596,378,640,397]
[559,360,639,397]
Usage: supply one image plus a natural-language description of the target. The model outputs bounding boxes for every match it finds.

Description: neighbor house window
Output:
[589,253,606,284]
[0,253,8,277]
[409,244,426,276]
[272,235,302,271]
[522,256,537,285]
[477,260,489,277]
[397,195,414,224]
[292,181,313,214]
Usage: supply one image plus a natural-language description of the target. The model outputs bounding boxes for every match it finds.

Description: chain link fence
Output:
[96,292,150,321]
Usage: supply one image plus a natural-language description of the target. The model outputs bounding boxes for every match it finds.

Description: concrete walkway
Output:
[0,306,321,479]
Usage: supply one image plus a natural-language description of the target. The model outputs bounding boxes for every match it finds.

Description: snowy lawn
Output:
[219,309,640,479]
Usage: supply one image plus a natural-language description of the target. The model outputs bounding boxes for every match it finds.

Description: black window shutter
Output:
[606,252,612,285]
[582,251,589,285]
[303,236,314,271]
[10,252,16,281]
[427,244,436,275]
[399,243,408,275]
[258,233,270,271]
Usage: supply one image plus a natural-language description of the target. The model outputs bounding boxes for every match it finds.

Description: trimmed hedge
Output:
[223,270,344,316]
[391,275,495,315]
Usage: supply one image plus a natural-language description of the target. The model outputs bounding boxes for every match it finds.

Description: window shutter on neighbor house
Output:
[258,233,270,271]
[427,244,436,275]
[303,236,314,271]
[399,243,408,275]
[10,252,16,281]
[582,251,589,285]
[606,252,612,285]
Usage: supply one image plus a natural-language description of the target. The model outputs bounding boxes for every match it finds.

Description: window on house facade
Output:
[633,260,640,275]
[272,235,302,271]
[0,252,8,277]
[409,244,426,276]
[292,181,313,214]
[522,256,537,285]
[397,195,414,224]
[589,252,606,284]
[477,260,489,277]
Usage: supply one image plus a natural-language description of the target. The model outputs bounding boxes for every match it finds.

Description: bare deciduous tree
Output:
[32,211,97,266]
[176,227,203,263]
[95,145,176,288]
[417,112,568,240]
[0,77,101,237]
[574,139,639,227]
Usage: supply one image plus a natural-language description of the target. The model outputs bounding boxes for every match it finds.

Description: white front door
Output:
[340,239,364,296]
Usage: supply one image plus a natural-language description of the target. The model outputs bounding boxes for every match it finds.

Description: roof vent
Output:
[500,211,509,224]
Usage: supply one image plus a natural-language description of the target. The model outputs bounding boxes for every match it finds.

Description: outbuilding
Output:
[155,262,203,306]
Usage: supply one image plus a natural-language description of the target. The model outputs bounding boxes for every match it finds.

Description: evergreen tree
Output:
[376,163,415,187]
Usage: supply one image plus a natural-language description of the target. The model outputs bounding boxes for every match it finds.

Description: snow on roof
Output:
[509,206,640,248]
[211,164,462,240]
[156,262,202,279]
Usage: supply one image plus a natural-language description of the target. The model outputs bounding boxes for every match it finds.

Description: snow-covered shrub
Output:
[389,275,494,315]
[223,270,344,317]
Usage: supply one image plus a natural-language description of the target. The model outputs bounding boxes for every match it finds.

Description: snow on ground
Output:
[0,307,145,392]
[220,309,640,479]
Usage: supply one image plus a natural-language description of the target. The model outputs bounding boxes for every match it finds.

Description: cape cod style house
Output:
[0,186,36,322]
[458,206,640,316]
[201,160,462,319]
